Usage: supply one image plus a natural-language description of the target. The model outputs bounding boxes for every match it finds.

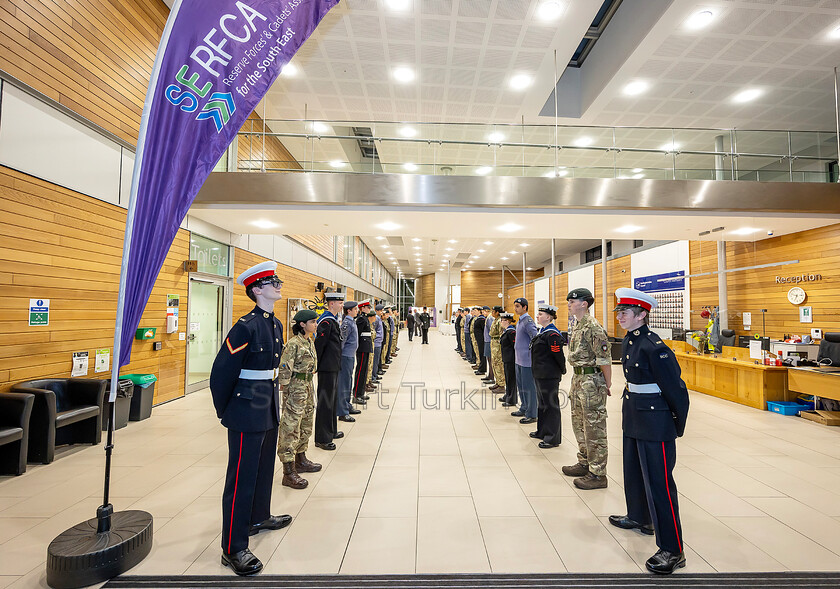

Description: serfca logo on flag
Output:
[118,0,339,368]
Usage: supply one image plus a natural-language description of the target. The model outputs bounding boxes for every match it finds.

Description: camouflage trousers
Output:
[569,372,609,476]
[277,384,315,463]
[470,332,479,362]
[491,341,504,386]
[459,328,466,353]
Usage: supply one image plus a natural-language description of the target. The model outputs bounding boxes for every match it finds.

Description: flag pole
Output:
[45,2,185,587]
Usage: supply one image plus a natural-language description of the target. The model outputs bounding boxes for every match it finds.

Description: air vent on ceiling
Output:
[352,127,380,160]
[455,253,471,260]
[398,259,410,266]
[451,261,464,268]
[387,237,404,246]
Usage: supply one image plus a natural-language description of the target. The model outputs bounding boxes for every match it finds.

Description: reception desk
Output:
[788,367,840,402]
[665,341,788,410]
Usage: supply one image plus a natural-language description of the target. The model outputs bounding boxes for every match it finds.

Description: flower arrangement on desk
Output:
[690,309,715,354]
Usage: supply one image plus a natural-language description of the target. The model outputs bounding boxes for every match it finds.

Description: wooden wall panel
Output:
[0,166,188,404]
[416,273,435,307]
[690,225,840,339]
[287,234,335,262]
[0,0,167,144]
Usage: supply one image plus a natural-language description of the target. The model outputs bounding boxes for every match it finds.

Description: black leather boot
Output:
[221,548,263,576]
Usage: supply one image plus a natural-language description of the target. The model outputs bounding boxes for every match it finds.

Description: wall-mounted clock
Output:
[787,287,806,305]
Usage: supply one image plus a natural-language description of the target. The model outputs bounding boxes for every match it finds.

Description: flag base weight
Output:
[46,507,153,589]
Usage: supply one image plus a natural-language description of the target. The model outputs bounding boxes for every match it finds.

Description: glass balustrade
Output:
[230,119,839,183]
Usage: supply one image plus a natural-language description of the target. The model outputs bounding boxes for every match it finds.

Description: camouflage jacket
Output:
[277,334,317,389]
[568,313,611,367]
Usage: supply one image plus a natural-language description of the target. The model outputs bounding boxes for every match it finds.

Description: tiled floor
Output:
[2,329,840,586]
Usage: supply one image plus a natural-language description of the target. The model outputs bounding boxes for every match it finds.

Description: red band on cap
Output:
[617,297,652,311]
[243,270,276,287]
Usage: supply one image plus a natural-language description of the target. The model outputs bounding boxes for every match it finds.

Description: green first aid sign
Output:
[29,299,50,326]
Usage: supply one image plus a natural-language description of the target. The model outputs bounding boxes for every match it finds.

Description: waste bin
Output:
[103,379,133,430]
[122,374,157,421]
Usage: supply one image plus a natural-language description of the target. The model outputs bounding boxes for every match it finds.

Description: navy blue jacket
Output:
[621,324,689,441]
[315,311,342,372]
[210,306,283,432]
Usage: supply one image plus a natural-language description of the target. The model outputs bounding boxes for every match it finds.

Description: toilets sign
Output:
[29,299,50,326]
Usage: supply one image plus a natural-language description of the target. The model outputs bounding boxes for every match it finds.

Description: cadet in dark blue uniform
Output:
[210,261,292,576]
[609,287,690,575]
[354,301,373,400]
[314,291,345,451]
[528,304,566,448]
[498,313,517,406]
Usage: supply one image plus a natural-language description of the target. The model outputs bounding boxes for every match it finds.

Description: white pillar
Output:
[717,241,728,329]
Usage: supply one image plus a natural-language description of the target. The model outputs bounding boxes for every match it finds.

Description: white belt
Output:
[239,368,279,380]
[627,383,661,394]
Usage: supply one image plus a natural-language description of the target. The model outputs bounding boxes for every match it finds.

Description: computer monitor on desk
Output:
[739,335,770,351]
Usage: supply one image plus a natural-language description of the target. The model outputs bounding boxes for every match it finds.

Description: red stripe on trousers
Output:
[354,354,365,396]
[662,441,682,553]
[227,432,244,554]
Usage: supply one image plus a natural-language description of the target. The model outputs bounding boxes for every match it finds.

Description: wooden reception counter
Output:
[664,341,788,410]
[788,367,840,402]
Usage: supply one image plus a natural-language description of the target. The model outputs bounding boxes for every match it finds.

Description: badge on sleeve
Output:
[601,343,609,352]
[660,352,669,359]
[226,338,248,354]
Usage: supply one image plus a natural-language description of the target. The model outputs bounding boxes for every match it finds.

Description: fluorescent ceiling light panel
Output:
[509,73,533,90]
[392,66,415,83]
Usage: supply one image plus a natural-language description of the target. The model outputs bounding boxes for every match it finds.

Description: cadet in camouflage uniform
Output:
[489,306,505,392]
[562,288,612,490]
[276,309,321,490]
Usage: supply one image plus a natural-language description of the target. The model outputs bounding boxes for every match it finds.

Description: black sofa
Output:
[0,392,35,475]
[11,379,106,464]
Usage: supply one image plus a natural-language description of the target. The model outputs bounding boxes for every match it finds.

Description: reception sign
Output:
[634,271,686,293]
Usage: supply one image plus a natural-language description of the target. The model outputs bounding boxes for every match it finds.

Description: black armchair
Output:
[0,392,35,475]
[11,379,106,464]
[818,333,840,366]
[715,329,737,353]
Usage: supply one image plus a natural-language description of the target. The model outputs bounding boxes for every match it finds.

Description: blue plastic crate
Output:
[767,401,803,416]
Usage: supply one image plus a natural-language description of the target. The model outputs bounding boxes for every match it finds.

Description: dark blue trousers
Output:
[221,427,277,555]
[623,435,684,555]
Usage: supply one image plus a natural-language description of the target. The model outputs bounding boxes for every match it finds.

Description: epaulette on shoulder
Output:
[648,332,663,344]
[239,312,257,324]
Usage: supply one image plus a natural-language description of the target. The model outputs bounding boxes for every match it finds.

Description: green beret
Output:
[367,310,376,317]
[566,288,593,300]
[293,309,318,323]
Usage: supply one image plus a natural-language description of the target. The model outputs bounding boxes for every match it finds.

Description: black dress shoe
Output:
[353,397,367,405]
[645,549,686,574]
[608,515,655,535]
[538,441,559,449]
[349,407,362,415]
[528,431,541,439]
[497,396,506,402]
[315,442,336,450]
[338,415,355,423]
[502,402,515,407]
[221,549,263,576]
[474,371,484,375]
[334,431,344,439]
[519,417,536,424]
[361,395,370,400]
[249,514,292,536]
[511,410,525,417]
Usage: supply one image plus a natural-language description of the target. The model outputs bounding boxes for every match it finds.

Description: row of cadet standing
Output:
[207,260,406,576]
[452,288,690,576]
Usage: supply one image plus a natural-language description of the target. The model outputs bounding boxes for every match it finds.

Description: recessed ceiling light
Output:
[615,225,642,233]
[497,223,522,232]
[377,236,386,240]
[400,126,417,138]
[403,162,418,171]
[732,227,758,235]
[414,246,421,250]
[251,219,278,229]
[329,160,346,168]
[632,173,644,179]
[312,122,330,135]
[443,254,450,258]
[445,248,453,251]
[623,80,649,96]
[527,267,533,271]
[280,63,298,77]
[489,266,495,269]
[732,88,763,103]
[392,66,415,83]
[509,73,533,91]
[509,250,518,255]
[685,9,714,30]
[448,239,457,243]
[412,238,421,242]
[543,170,558,178]
[478,249,486,253]
[660,142,680,152]
[386,0,411,10]
[537,0,563,21]
[487,132,505,143]
[476,166,493,175]
[632,168,643,173]
[573,136,593,147]
[472,257,480,260]
[501,257,508,261]
[378,221,401,230]
[828,25,840,40]
[520,243,530,247]
[484,241,494,245]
